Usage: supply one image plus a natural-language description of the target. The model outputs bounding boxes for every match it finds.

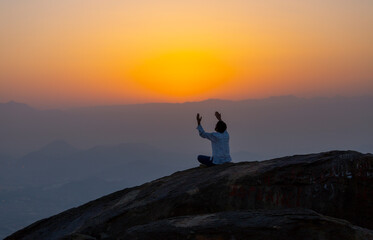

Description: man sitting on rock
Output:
[196,111,232,167]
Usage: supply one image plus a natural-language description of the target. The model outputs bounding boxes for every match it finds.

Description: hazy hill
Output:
[0,141,193,239]
[0,101,35,113]
[0,153,13,166]
[1,96,373,159]
[34,140,79,157]
[11,141,193,186]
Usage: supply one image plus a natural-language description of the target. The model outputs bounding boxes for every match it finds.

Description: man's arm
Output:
[215,111,222,121]
[196,113,217,141]
[196,113,202,126]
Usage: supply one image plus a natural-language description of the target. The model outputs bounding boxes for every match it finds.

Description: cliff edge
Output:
[6,151,373,240]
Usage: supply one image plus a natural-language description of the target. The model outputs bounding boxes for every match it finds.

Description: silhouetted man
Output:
[196,111,232,167]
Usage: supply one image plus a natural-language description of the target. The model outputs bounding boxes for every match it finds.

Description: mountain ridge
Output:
[4,95,373,111]
[2,95,373,158]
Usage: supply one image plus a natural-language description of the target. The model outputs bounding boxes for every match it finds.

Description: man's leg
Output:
[197,155,215,167]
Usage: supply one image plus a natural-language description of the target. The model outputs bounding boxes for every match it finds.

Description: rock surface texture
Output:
[5,151,373,240]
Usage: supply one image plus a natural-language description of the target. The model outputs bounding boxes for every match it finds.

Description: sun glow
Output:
[127,48,236,98]
[1,1,373,107]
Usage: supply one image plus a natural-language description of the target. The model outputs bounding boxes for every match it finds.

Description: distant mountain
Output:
[37,140,78,156]
[0,141,194,239]
[0,101,35,113]
[0,153,14,182]
[1,96,373,158]
[0,153,13,164]
[9,141,190,187]
[15,140,79,181]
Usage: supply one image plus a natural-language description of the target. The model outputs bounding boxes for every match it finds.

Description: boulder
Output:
[6,151,373,240]
[123,209,373,240]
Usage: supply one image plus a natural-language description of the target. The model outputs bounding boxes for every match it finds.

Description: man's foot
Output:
[199,164,207,168]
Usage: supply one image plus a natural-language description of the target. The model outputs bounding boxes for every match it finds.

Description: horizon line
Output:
[2,94,373,111]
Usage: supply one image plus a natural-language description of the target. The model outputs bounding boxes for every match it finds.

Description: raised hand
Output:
[215,111,222,121]
[196,113,202,125]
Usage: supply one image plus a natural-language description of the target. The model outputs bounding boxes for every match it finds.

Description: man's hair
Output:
[215,120,227,133]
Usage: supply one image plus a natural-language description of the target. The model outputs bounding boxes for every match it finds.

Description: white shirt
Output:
[196,124,232,164]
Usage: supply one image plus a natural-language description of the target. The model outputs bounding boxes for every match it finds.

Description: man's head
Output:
[215,120,227,133]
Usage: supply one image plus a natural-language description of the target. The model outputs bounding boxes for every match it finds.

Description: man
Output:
[196,111,232,167]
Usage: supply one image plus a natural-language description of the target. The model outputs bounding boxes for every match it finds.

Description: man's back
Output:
[208,130,231,164]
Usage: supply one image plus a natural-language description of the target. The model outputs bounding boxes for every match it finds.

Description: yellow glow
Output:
[1,1,373,107]
[127,48,236,97]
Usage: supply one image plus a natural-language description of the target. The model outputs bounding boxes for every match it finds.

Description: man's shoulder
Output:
[213,131,229,138]
[219,131,229,136]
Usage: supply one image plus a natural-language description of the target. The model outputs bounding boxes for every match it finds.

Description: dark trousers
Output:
[197,155,215,167]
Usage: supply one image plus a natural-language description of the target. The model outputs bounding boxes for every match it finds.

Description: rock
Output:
[60,233,96,240]
[5,150,373,240]
[123,209,373,240]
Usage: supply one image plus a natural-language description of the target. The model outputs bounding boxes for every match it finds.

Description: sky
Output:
[0,0,372,108]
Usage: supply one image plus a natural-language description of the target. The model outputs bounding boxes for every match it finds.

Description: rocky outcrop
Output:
[6,151,373,240]
[121,209,373,240]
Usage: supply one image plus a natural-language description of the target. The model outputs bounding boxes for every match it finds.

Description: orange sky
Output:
[0,1,372,108]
